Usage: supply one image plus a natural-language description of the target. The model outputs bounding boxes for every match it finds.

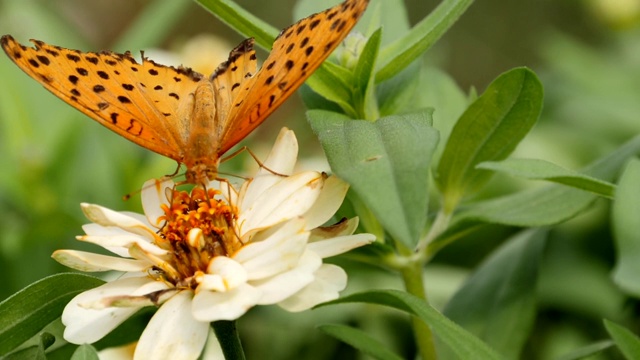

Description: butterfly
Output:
[1,0,369,185]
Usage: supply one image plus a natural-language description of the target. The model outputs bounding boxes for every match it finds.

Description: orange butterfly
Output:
[1,0,369,185]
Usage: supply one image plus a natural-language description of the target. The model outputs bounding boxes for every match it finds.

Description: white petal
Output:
[252,251,321,304]
[206,256,247,290]
[201,328,224,360]
[233,219,309,280]
[278,264,347,312]
[77,234,168,257]
[302,175,349,230]
[238,172,323,235]
[217,180,239,208]
[52,250,149,272]
[134,291,208,360]
[62,276,158,344]
[307,233,375,258]
[192,284,262,322]
[81,203,158,241]
[308,217,359,242]
[141,178,174,228]
[239,129,299,209]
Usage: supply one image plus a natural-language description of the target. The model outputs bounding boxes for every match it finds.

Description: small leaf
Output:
[376,0,474,83]
[320,290,504,360]
[70,344,99,360]
[305,62,357,117]
[604,319,640,360]
[442,229,546,359]
[612,159,640,297]
[436,67,543,212]
[478,158,615,198]
[554,340,614,360]
[309,110,438,247]
[193,0,278,50]
[318,324,404,360]
[0,273,104,356]
[352,28,382,120]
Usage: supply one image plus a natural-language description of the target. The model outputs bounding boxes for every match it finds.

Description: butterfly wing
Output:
[216,0,370,155]
[0,35,203,162]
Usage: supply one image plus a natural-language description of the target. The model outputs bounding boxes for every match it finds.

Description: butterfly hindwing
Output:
[217,0,370,155]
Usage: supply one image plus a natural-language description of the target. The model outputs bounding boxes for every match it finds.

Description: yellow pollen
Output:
[151,186,242,289]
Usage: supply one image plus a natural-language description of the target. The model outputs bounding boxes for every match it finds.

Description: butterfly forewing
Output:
[217,0,370,155]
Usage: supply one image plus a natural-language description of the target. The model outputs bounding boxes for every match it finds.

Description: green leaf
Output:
[612,159,640,297]
[318,324,403,360]
[447,133,640,229]
[442,229,546,359]
[0,273,104,356]
[477,158,616,199]
[376,0,474,83]
[436,67,543,212]
[70,344,99,360]
[193,0,278,50]
[554,340,614,360]
[113,0,192,51]
[309,110,438,247]
[321,290,504,360]
[353,28,382,120]
[604,319,640,360]
[304,63,357,117]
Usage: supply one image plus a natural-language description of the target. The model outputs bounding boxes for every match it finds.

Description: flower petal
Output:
[252,251,321,304]
[134,291,208,360]
[302,175,349,230]
[191,284,261,322]
[77,234,168,257]
[52,250,149,272]
[233,218,309,280]
[308,217,359,242]
[206,256,247,290]
[277,264,347,312]
[238,172,323,235]
[307,233,375,259]
[62,276,159,344]
[141,178,174,228]
[81,203,158,241]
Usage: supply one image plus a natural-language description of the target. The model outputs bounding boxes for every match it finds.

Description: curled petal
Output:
[278,264,347,312]
[135,291,208,360]
[206,256,248,290]
[302,175,349,230]
[191,284,261,322]
[308,217,359,242]
[81,203,158,241]
[141,178,174,228]
[52,250,149,272]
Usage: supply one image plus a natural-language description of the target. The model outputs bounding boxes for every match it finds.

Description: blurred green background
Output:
[2,0,640,358]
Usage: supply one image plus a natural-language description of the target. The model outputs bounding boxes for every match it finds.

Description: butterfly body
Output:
[1,0,369,185]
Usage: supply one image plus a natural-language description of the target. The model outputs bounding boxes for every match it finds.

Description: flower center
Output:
[153,186,242,288]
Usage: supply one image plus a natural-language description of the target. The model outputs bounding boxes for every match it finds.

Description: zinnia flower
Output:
[52,128,375,359]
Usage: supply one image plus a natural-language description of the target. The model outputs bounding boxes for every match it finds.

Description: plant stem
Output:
[397,243,438,359]
[211,320,246,360]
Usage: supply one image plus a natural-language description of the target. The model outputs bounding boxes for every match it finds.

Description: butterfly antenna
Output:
[220,146,288,177]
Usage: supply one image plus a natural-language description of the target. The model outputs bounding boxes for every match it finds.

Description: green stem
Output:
[211,320,246,360]
[396,243,438,360]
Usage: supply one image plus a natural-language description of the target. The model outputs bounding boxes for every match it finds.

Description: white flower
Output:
[52,128,375,360]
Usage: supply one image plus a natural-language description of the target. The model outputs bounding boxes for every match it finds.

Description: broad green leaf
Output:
[70,344,99,360]
[353,28,382,119]
[442,229,546,359]
[554,340,614,360]
[446,133,640,229]
[318,324,403,360]
[304,62,357,116]
[478,158,615,199]
[376,0,474,83]
[604,319,640,360]
[611,159,640,297]
[0,273,104,356]
[376,61,421,117]
[321,290,504,360]
[309,110,438,247]
[113,0,192,51]
[437,68,543,212]
[193,0,278,50]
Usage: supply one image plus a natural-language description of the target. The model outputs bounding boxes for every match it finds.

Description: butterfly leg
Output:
[220,146,288,177]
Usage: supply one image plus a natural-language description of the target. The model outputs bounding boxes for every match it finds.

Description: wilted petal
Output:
[278,264,347,312]
[192,284,261,322]
[135,291,208,360]
[308,217,359,242]
[52,249,148,272]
